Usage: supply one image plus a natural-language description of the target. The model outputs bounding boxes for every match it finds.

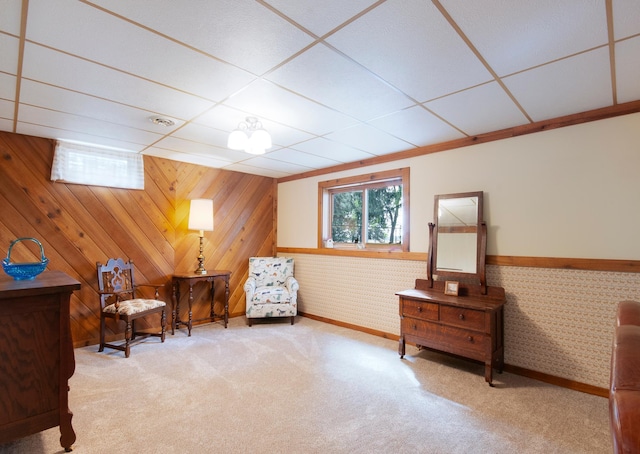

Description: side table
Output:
[171,270,231,336]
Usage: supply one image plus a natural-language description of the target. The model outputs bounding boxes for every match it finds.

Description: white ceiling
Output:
[1,0,639,178]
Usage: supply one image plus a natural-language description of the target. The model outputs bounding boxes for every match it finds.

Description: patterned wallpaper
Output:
[284,253,640,389]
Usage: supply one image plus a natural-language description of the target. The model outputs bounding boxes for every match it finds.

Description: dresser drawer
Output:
[440,305,485,331]
[401,317,487,358]
[401,298,438,321]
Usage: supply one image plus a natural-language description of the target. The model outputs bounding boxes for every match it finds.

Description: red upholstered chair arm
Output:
[610,301,640,454]
[610,391,640,453]
[617,300,640,326]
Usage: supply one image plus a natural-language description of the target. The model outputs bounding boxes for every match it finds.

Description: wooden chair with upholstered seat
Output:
[96,258,166,358]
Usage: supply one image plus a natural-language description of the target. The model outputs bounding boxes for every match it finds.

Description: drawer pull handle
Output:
[467,336,473,342]
[459,313,465,320]
[412,324,417,330]
[418,306,422,312]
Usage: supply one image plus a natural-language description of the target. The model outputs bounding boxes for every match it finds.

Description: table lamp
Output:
[188,199,214,275]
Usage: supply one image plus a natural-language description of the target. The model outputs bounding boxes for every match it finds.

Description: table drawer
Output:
[440,305,485,331]
[402,317,487,357]
[401,298,438,321]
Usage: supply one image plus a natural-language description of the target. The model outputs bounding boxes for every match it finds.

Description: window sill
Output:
[277,247,423,261]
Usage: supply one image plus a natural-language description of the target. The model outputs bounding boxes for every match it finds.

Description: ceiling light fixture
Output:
[227,117,272,155]
[149,116,175,127]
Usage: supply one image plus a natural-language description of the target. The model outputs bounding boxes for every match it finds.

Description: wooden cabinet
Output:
[397,279,505,385]
[0,271,80,451]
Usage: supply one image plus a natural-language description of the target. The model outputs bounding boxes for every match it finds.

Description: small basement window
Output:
[51,140,144,190]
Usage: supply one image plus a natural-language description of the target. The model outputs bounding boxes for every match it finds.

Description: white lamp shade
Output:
[251,128,272,149]
[227,129,248,150]
[188,199,214,231]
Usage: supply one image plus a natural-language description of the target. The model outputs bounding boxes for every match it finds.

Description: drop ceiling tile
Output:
[425,82,529,135]
[266,148,341,169]
[18,105,163,146]
[503,48,612,121]
[26,0,255,102]
[236,156,313,174]
[368,105,465,146]
[144,147,231,169]
[252,122,315,149]
[326,0,492,102]
[0,118,13,131]
[264,0,379,37]
[0,72,16,99]
[613,0,640,39]
[171,123,228,148]
[291,137,375,163]
[0,99,14,120]
[0,34,19,74]
[266,43,414,121]
[19,80,184,132]
[86,0,315,75]
[16,123,148,152]
[441,0,608,76]
[152,135,246,163]
[0,0,22,34]
[21,43,214,120]
[223,79,358,135]
[193,105,258,133]
[616,36,640,103]
[324,123,414,156]
[222,162,289,178]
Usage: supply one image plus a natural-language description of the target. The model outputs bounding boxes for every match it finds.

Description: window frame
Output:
[318,168,410,252]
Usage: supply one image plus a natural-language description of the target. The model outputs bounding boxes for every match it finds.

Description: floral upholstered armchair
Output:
[244,257,299,326]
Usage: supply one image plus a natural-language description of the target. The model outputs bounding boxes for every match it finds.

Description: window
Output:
[51,140,144,190]
[318,168,409,252]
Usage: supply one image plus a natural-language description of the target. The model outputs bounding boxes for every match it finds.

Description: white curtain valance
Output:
[51,141,144,190]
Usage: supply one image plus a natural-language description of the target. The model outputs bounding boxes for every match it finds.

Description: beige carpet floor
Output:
[1,316,611,454]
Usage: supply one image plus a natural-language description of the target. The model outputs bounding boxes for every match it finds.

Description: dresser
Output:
[0,271,80,451]
[397,279,506,385]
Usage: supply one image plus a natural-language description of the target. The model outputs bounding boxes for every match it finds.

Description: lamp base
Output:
[194,235,207,275]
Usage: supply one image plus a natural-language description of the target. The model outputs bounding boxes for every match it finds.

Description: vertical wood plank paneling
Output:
[0,131,275,346]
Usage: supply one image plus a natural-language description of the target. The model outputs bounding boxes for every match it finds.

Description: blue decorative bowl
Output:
[2,237,49,280]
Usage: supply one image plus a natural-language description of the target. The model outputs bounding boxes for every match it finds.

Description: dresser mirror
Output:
[428,191,487,293]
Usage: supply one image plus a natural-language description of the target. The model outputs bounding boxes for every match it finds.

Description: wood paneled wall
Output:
[0,131,276,347]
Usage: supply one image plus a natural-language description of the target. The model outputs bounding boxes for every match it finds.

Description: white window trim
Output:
[51,141,144,190]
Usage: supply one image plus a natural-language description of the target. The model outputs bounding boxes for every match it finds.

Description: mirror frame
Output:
[427,191,487,294]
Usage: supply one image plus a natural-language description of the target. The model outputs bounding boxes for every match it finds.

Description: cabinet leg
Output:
[485,363,494,386]
[171,280,178,335]
[398,336,406,359]
[59,402,76,451]
[187,283,193,336]
[224,278,230,328]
